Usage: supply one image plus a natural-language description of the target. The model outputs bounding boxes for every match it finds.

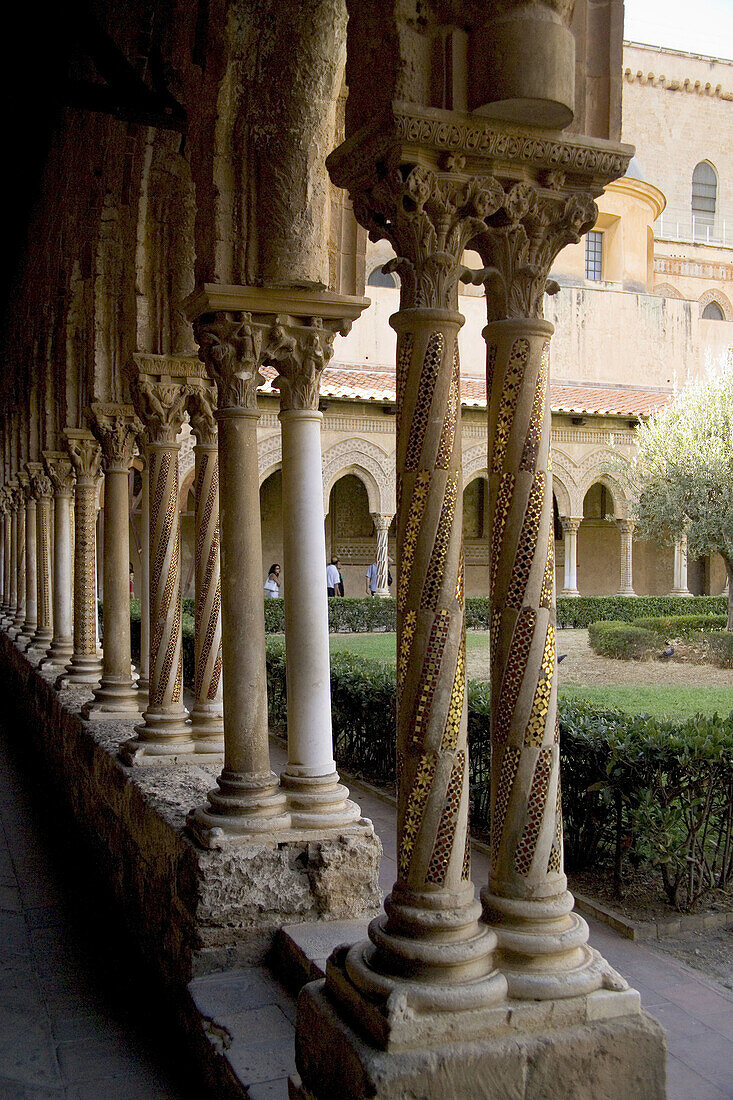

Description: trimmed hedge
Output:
[588,614,729,661]
[555,594,726,629]
[587,620,658,660]
[633,614,726,637]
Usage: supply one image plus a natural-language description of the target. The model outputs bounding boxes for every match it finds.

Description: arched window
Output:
[692,162,717,239]
[367,265,398,288]
[702,301,725,321]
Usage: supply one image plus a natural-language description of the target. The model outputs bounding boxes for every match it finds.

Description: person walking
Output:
[326,556,343,597]
[366,559,392,596]
[264,563,281,598]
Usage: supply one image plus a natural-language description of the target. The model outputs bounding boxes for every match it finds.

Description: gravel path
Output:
[465,628,733,686]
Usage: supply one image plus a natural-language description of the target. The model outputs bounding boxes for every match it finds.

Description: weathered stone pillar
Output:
[671,534,692,596]
[559,516,581,597]
[40,453,75,669]
[62,430,103,685]
[17,471,37,645]
[267,307,365,829]
[137,455,151,702]
[188,310,289,841]
[0,491,8,620]
[122,371,194,762]
[28,470,53,655]
[7,486,18,626]
[9,478,27,637]
[188,389,224,751]
[617,518,636,596]
[370,513,393,596]
[82,405,143,719]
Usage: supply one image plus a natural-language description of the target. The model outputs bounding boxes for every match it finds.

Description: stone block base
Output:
[290,979,666,1100]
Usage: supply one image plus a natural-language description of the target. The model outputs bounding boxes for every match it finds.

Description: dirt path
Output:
[465,629,733,685]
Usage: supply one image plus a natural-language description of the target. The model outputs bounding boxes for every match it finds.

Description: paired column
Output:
[17,472,37,645]
[188,390,224,751]
[0,492,8,621]
[62,430,103,685]
[559,516,581,597]
[8,486,18,627]
[40,454,75,669]
[137,457,151,702]
[671,533,692,596]
[123,375,194,762]
[370,513,393,596]
[189,311,288,841]
[28,471,54,655]
[9,478,27,638]
[617,518,636,596]
[82,405,143,719]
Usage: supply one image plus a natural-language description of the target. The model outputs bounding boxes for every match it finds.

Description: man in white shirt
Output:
[326,557,342,597]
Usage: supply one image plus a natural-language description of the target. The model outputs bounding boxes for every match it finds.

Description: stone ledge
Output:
[0,633,382,990]
[573,890,733,941]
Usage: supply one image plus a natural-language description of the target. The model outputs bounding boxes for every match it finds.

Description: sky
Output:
[624,0,733,61]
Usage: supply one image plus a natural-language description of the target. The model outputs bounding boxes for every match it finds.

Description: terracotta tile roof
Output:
[260,365,673,418]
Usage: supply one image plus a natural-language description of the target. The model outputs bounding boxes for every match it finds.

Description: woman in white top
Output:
[264,563,281,598]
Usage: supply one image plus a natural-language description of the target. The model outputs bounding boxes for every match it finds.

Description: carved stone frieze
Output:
[90,403,144,471]
[30,469,53,502]
[42,452,76,497]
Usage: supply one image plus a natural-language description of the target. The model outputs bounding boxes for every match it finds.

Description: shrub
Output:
[587,620,658,659]
[703,631,733,668]
[633,614,726,638]
[556,594,726,629]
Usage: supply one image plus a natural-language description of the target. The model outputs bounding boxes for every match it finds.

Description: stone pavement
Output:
[0,726,198,1099]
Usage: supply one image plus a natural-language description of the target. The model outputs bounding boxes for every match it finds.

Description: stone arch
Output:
[653,282,682,299]
[575,449,631,517]
[321,438,395,515]
[550,450,582,515]
[258,433,283,485]
[462,443,488,488]
[699,288,733,321]
[551,472,573,518]
[179,466,196,511]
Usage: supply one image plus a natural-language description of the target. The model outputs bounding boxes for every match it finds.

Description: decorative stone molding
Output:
[257,432,282,483]
[188,387,218,446]
[699,289,733,321]
[624,67,733,101]
[65,430,103,486]
[191,313,264,411]
[462,443,489,488]
[90,403,144,472]
[574,448,631,509]
[321,438,394,515]
[42,452,75,497]
[652,282,683,299]
[266,316,352,411]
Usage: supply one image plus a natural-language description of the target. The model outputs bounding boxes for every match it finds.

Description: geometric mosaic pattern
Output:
[410,610,450,747]
[398,471,430,610]
[491,745,521,860]
[540,529,554,610]
[520,341,549,472]
[493,608,536,747]
[420,474,458,609]
[436,342,460,469]
[523,622,555,747]
[440,633,465,752]
[399,752,438,878]
[505,471,545,610]
[547,780,563,875]
[490,471,515,600]
[405,332,444,471]
[426,750,465,885]
[514,747,553,875]
[491,337,529,475]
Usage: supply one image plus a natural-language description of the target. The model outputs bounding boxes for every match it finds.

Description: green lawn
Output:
[558,684,733,721]
[325,631,489,664]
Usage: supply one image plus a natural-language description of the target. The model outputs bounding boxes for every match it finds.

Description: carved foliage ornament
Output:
[43,453,76,496]
[91,404,144,471]
[66,437,103,484]
[265,316,351,412]
[132,378,191,443]
[30,470,54,502]
[193,312,264,411]
[188,387,218,445]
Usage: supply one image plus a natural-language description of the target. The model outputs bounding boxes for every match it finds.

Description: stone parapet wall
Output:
[0,636,381,991]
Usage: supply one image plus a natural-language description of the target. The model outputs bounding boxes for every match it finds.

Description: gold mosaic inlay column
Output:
[63,430,103,685]
[28,470,53,653]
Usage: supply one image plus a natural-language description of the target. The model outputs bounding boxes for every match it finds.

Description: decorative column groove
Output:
[188,389,224,751]
[559,516,581,597]
[61,430,103,685]
[370,513,393,596]
[123,370,195,762]
[40,454,75,669]
[188,311,289,841]
[27,471,53,655]
[17,471,37,645]
[82,405,143,719]
[9,479,27,638]
[616,519,636,597]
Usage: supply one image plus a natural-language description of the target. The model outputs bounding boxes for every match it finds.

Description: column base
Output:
[15,628,37,647]
[616,588,637,597]
[120,709,198,765]
[290,965,665,1100]
[558,588,580,598]
[56,654,103,689]
[81,681,143,722]
[670,588,693,597]
[280,769,363,830]
[480,889,627,1001]
[39,642,74,671]
[188,768,290,845]
[189,702,225,753]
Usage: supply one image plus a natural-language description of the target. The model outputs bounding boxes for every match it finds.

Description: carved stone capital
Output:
[17,470,32,501]
[188,385,218,446]
[560,516,581,535]
[616,518,635,535]
[65,429,103,486]
[42,452,76,497]
[30,468,53,503]
[371,512,393,533]
[90,403,144,471]
[327,104,632,316]
[265,315,350,412]
[130,377,190,444]
[192,312,265,412]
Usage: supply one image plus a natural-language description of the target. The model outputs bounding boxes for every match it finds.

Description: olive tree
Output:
[628,371,733,629]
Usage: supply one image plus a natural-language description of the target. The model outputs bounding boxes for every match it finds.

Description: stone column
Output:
[0,492,8,619]
[559,517,581,597]
[137,454,151,702]
[39,454,75,669]
[318,162,507,1018]
[268,314,363,829]
[17,471,37,645]
[617,518,636,597]
[671,534,692,596]
[1,490,15,626]
[82,405,143,719]
[370,513,393,596]
[7,486,18,626]
[28,471,53,655]
[9,479,27,638]
[188,389,224,752]
[122,374,194,762]
[188,312,289,842]
[62,430,103,685]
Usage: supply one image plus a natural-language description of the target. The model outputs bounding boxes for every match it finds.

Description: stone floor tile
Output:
[219,1004,295,1045]
[0,884,23,911]
[704,1010,733,1041]
[662,982,733,1019]
[66,1075,174,1100]
[56,1037,155,1084]
[666,1029,733,1093]
[189,968,289,1018]
[666,1053,732,1100]
[0,1078,66,1099]
[225,1038,297,1086]
[0,1032,63,1088]
[646,1000,711,1038]
[246,1078,291,1100]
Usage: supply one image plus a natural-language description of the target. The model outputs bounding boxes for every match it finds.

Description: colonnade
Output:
[559,516,692,597]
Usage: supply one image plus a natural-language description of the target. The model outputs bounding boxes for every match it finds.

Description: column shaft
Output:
[19,496,38,643]
[371,514,393,597]
[189,435,224,748]
[560,518,580,597]
[617,519,636,596]
[41,455,75,669]
[1,505,10,617]
[11,494,26,634]
[63,433,103,685]
[31,487,54,652]
[138,459,151,700]
[8,503,17,621]
[671,534,692,596]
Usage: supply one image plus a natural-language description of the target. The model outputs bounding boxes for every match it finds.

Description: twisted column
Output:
[7,487,18,625]
[40,454,75,669]
[17,472,37,644]
[559,516,581,597]
[188,390,224,751]
[28,472,54,654]
[266,312,363,829]
[188,312,288,842]
[1,491,14,625]
[371,513,393,596]
[123,375,194,762]
[0,492,8,619]
[62,430,103,685]
[9,479,27,637]
[83,406,143,719]
[137,454,151,702]
[617,519,636,596]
